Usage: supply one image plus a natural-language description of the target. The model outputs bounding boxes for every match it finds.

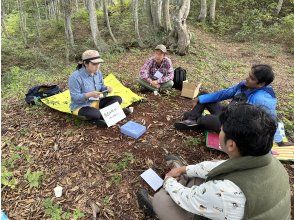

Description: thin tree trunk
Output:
[198,0,207,21]
[102,0,117,43]
[162,0,171,32]
[34,0,42,45]
[75,0,79,11]
[87,0,108,51]
[276,0,283,14]
[151,0,162,28]
[209,0,216,22]
[132,0,144,47]
[144,0,154,29]
[1,1,9,38]
[55,0,60,21]
[17,0,28,47]
[63,0,75,47]
[44,0,48,20]
[168,0,191,55]
[120,0,125,12]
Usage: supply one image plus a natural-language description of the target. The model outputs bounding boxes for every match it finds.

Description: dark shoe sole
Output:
[174,122,199,131]
[137,189,156,217]
[96,120,107,127]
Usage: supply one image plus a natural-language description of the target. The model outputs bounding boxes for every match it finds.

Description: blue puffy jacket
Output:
[198,81,277,118]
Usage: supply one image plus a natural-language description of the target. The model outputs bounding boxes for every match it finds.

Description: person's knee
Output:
[114,96,122,104]
[197,116,221,132]
[152,190,170,213]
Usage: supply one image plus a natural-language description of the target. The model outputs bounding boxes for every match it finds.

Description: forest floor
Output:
[2,27,294,219]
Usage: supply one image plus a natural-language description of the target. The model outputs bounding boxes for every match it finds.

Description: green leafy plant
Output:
[1,166,18,189]
[109,152,134,172]
[73,209,85,220]
[44,198,63,220]
[25,169,43,188]
[184,137,202,146]
[44,198,85,220]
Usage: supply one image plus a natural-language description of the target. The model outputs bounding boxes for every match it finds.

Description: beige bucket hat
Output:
[82,50,104,63]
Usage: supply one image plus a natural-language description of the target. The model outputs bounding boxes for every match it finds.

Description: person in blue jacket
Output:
[174,64,288,145]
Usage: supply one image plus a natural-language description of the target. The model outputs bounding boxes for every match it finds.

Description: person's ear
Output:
[257,82,266,88]
[226,139,238,154]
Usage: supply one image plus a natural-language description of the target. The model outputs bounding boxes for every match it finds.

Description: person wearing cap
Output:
[68,50,128,126]
[138,44,174,92]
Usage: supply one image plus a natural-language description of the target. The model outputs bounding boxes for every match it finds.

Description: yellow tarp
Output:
[41,73,143,114]
[272,139,294,161]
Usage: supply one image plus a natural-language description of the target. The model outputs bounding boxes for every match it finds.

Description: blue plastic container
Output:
[1,211,9,220]
[120,121,146,139]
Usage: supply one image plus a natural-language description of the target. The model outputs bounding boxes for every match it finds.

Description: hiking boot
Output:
[123,107,132,116]
[165,154,188,168]
[277,141,294,147]
[174,119,199,131]
[96,119,107,127]
[137,189,156,217]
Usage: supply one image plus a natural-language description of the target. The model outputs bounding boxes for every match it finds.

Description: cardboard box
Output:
[181,81,201,99]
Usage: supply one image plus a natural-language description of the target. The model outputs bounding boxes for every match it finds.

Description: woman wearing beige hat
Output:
[68,50,129,126]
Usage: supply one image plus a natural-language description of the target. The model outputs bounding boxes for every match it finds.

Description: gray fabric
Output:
[152,177,204,220]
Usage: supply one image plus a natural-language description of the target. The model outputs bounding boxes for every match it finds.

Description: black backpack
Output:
[173,67,187,90]
[25,84,61,105]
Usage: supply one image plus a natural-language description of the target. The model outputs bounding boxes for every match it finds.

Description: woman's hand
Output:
[107,86,113,93]
[85,91,101,98]
[165,166,186,179]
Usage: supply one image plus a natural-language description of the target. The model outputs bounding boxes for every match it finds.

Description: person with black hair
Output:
[174,64,289,144]
[138,104,291,220]
[68,50,130,127]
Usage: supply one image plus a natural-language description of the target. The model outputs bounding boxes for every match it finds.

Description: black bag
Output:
[173,67,187,90]
[25,84,61,105]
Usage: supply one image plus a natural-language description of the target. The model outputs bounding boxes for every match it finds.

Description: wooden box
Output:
[181,81,201,99]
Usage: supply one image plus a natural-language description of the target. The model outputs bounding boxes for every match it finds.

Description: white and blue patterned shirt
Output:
[68,66,108,111]
[164,160,246,220]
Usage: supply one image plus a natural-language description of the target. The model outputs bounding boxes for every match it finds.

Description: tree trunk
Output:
[17,0,28,47]
[34,0,42,45]
[75,0,79,11]
[209,0,216,22]
[198,0,207,21]
[120,0,125,12]
[144,0,154,29]
[63,0,75,48]
[55,0,61,21]
[276,0,283,14]
[150,0,162,28]
[162,0,171,32]
[132,0,144,47]
[44,0,48,20]
[1,1,9,38]
[168,0,191,55]
[87,0,109,51]
[102,0,118,43]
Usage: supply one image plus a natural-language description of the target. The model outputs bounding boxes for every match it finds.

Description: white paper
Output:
[154,71,163,79]
[89,97,100,101]
[100,102,126,127]
[140,168,164,191]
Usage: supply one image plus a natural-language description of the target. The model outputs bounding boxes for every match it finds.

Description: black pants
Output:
[78,96,122,121]
[183,93,225,132]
